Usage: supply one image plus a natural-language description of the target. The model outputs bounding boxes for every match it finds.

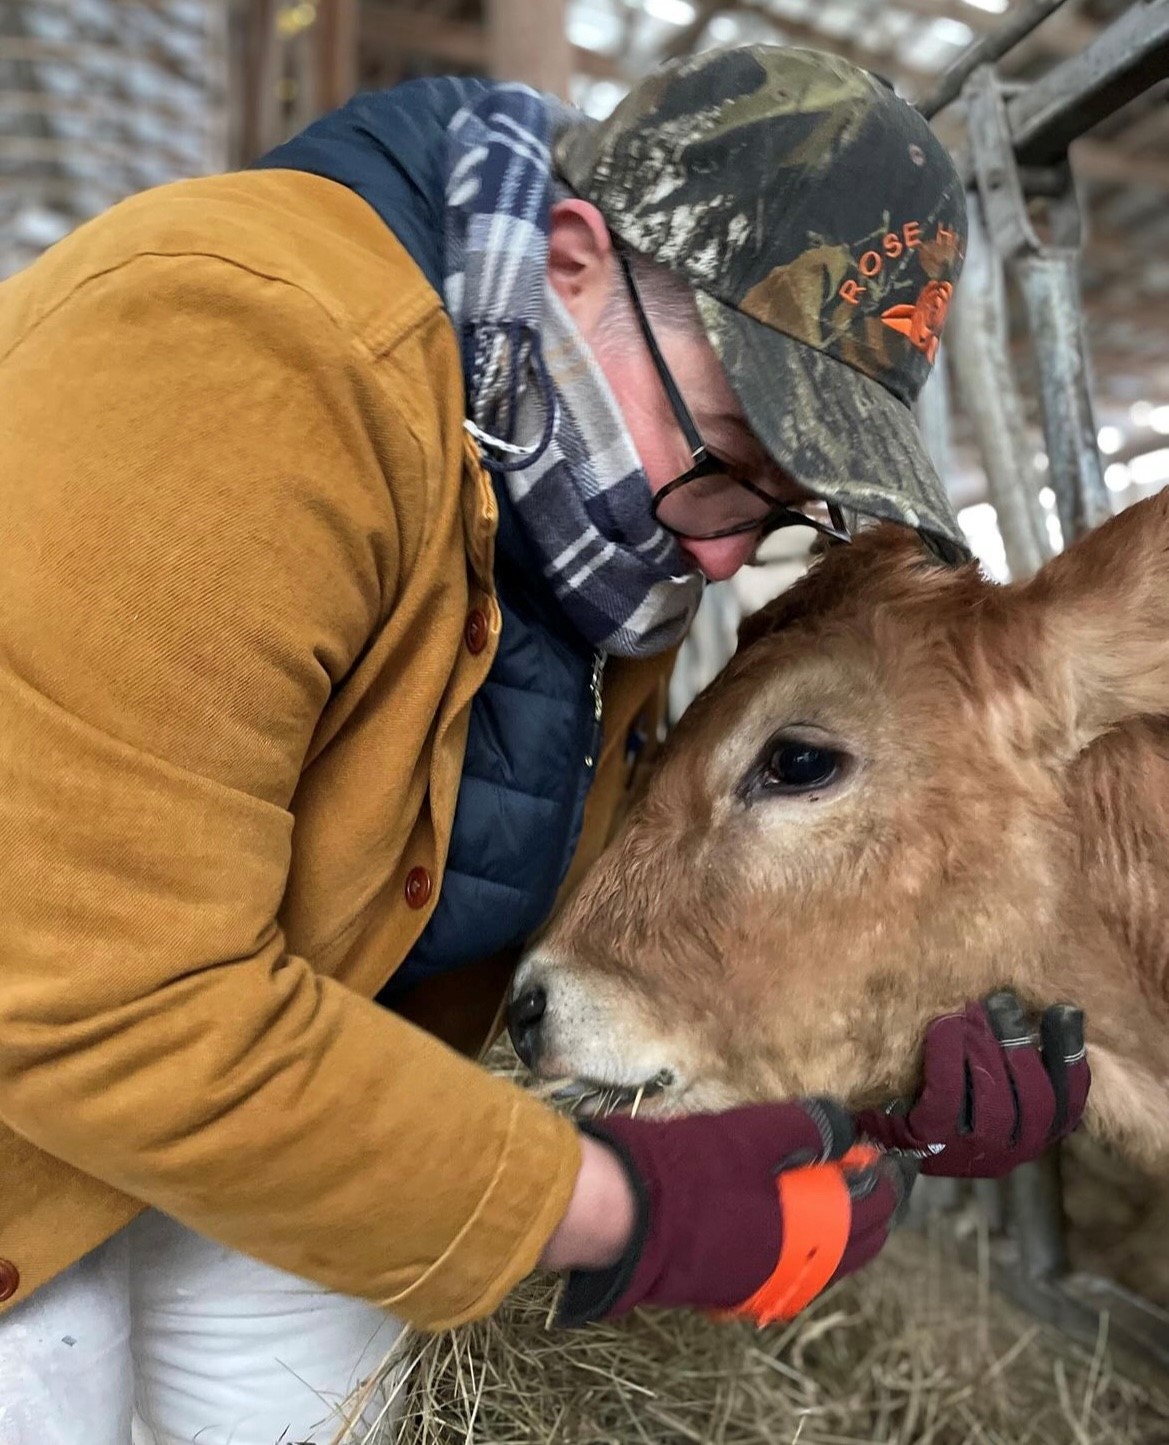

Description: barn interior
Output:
[3,1,1169,1440]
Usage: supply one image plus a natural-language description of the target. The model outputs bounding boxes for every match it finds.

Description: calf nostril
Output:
[507,985,547,1068]
[511,986,547,1028]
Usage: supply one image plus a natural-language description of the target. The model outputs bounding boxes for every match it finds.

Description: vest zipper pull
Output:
[585,651,606,768]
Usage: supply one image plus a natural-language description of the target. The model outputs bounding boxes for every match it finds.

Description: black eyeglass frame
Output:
[615,247,851,548]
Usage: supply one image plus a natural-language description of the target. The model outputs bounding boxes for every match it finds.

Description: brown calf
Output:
[510,490,1169,1169]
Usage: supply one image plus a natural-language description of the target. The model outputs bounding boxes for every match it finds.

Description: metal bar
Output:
[917,0,1073,120]
[1010,0,1169,166]
[972,1178,1007,1233]
[946,198,1052,578]
[964,64,1110,547]
[994,1262,1169,1380]
[964,64,1043,262]
[1007,1150,1070,1281]
[1016,252,1111,542]
[953,1,1169,187]
[915,1179,1169,1377]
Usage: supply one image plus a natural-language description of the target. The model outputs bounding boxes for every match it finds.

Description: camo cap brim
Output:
[556,44,971,559]
[696,289,964,553]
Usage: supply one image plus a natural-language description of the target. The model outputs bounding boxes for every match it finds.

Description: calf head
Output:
[512,491,1169,1158]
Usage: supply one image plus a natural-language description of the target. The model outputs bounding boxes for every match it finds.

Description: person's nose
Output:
[507,983,548,1069]
[679,532,758,582]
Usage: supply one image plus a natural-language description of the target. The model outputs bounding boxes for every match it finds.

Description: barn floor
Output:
[372,1219,1167,1445]
[360,1204,1169,1445]
[1063,1134,1169,1317]
[326,1042,1169,1445]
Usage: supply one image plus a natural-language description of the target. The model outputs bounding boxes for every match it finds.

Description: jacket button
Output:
[0,1259,19,1302]
[464,607,489,655]
[404,866,432,909]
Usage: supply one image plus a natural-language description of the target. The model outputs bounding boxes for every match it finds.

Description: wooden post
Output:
[486,0,571,100]
[241,0,283,162]
[315,0,359,114]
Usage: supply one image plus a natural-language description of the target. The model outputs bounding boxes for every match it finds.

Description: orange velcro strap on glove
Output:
[729,1144,881,1327]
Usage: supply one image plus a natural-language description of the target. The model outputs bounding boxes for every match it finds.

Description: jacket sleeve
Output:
[0,254,580,1329]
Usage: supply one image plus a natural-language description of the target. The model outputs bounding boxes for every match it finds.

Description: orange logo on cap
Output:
[880,280,954,362]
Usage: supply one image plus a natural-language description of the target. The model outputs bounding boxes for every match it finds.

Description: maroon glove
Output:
[557,1098,916,1327]
[855,991,1089,1178]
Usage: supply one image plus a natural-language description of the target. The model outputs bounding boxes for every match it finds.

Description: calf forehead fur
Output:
[531,492,1169,1166]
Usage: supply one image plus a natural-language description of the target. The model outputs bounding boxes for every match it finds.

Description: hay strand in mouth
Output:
[530,1064,672,1120]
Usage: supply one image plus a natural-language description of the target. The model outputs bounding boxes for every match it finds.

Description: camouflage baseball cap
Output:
[556,45,969,559]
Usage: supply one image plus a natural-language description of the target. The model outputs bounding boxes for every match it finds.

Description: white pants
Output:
[0,1210,406,1445]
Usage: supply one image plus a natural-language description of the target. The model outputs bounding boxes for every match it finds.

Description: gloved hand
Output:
[855,990,1089,1178]
[557,1098,916,1327]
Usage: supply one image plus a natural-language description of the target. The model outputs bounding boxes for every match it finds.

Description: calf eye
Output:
[765,743,840,792]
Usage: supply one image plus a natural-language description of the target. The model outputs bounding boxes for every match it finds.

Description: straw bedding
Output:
[336,1217,1167,1445]
[332,1052,1169,1445]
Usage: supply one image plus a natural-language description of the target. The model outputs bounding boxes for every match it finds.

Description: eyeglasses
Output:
[615,248,851,548]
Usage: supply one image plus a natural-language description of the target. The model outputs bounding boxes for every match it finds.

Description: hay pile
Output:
[331,1045,1169,1444]
[338,1209,1169,1445]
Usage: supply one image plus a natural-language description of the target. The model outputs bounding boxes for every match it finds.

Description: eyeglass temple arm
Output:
[614,248,707,460]
[620,246,854,549]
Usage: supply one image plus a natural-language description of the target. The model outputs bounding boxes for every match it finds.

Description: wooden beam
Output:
[886,0,1098,57]
[659,0,935,90]
[16,0,209,36]
[359,4,624,83]
[361,5,486,69]
[0,177,123,203]
[1073,136,1169,194]
[664,0,1097,66]
[315,0,359,113]
[0,36,204,87]
[0,135,183,174]
[1110,98,1169,153]
[487,0,571,98]
[1084,304,1169,335]
[940,134,1169,230]
[240,0,288,162]
[661,0,722,63]
[1109,430,1169,466]
[0,89,193,127]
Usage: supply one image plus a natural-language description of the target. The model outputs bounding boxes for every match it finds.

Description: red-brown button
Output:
[0,1259,19,1303]
[464,607,489,655]
[404,866,432,909]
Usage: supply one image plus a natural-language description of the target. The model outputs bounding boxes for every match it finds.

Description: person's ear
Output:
[547,199,616,341]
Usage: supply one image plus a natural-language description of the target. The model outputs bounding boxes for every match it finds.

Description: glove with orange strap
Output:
[556,1098,916,1327]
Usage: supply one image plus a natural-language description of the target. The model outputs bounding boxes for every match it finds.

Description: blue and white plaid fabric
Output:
[443,84,703,660]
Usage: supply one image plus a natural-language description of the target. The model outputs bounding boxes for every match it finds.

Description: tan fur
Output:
[524,490,1169,1166]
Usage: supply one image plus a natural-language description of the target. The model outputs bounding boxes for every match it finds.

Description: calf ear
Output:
[1020,489,1169,757]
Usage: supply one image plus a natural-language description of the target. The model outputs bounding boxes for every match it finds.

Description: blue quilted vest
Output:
[255,82,602,997]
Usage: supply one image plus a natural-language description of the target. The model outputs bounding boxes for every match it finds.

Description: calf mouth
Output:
[535,1068,676,1118]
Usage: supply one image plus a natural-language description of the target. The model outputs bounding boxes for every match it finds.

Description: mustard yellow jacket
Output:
[0,169,671,1328]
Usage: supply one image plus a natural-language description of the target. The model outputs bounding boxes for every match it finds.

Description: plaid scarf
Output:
[443,85,703,660]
